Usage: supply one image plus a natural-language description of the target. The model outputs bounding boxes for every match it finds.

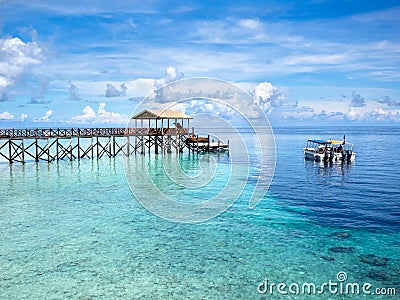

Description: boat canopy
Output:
[307,139,330,144]
[308,139,352,144]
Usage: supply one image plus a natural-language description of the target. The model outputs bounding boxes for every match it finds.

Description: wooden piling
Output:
[8,139,12,164]
[21,139,25,164]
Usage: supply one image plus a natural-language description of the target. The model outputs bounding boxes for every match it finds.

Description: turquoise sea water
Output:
[0,126,399,299]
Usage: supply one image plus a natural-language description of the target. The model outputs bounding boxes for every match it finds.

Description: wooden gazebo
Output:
[131,109,192,135]
[130,109,193,154]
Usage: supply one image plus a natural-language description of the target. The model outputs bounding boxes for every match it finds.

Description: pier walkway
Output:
[0,109,228,163]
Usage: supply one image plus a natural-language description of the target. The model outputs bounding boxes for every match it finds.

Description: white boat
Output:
[330,139,356,162]
[304,138,356,162]
[208,142,229,152]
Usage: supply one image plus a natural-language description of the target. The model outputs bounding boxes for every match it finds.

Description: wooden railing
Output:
[0,128,189,139]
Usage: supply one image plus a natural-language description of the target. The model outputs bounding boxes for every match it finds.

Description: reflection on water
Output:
[304,159,353,186]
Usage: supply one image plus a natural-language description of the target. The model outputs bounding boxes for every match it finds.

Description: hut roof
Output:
[131,109,193,119]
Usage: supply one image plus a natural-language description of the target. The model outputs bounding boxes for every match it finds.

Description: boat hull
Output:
[304,148,328,161]
[332,152,356,162]
[303,148,355,162]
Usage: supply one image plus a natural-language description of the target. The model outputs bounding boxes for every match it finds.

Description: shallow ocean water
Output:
[0,126,399,299]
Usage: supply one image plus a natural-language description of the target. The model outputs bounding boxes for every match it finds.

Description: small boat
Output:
[304,138,355,162]
[208,142,229,152]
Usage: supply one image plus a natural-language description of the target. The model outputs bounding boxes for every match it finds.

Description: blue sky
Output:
[0,0,399,126]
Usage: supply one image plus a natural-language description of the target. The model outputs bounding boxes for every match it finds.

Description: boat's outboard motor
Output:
[347,150,352,163]
[329,148,334,162]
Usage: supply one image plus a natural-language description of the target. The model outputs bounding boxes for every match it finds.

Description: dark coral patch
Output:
[329,246,355,253]
[367,270,392,281]
[331,232,352,239]
[321,255,335,261]
[360,254,388,266]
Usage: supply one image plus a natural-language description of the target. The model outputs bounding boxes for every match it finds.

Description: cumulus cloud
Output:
[154,66,183,90]
[376,96,400,106]
[0,37,44,101]
[144,78,281,121]
[254,82,275,101]
[370,108,400,122]
[105,83,127,97]
[184,98,236,119]
[350,92,366,107]
[68,83,82,101]
[371,108,386,121]
[144,79,289,121]
[70,103,126,124]
[125,78,154,97]
[0,111,14,120]
[97,102,126,123]
[70,106,96,123]
[345,107,364,121]
[20,113,28,121]
[253,82,276,111]
[277,96,400,124]
[252,82,291,112]
[37,110,52,122]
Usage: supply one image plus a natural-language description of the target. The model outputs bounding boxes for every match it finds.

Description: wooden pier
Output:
[0,110,229,163]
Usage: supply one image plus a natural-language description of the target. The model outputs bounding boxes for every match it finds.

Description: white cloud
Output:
[20,113,28,121]
[70,106,96,123]
[0,37,44,101]
[370,108,400,122]
[125,78,154,97]
[141,79,283,121]
[371,108,386,121]
[0,77,8,88]
[38,110,52,122]
[252,82,292,112]
[253,82,276,111]
[97,102,126,123]
[154,66,183,90]
[0,111,14,120]
[248,84,400,124]
[70,103,127,124]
